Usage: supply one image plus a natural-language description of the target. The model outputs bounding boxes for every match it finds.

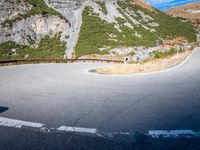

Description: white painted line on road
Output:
[1,116,200,139]
[0,117,44,129]
[0,116,98,135]
[148,130,200,138]
[57,126,98,134]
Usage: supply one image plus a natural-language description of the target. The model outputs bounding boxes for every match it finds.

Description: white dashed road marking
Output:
[1,116,200,138]
[0,116,98,135]
[57,126,98,134]
[148,130,200,138]
[0,117,44,128]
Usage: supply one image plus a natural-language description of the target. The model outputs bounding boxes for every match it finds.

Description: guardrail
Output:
[0,58,124,66]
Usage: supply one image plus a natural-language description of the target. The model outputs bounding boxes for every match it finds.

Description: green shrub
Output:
[98,1,108,15]
[0,34,66,60]
[152,48,176,58]
[0,41,18,60]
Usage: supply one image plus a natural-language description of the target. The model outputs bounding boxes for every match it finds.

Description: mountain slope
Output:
[74,0,196,57]
[0,0,197,60]
[166,1,200,23]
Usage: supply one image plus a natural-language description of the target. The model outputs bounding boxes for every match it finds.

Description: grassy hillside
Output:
[75,0,196,58]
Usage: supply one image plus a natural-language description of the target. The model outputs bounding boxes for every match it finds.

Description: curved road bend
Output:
[0,47,200,133]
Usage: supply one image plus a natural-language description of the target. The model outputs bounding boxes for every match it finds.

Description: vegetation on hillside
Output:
[0,34,66,60]
[152,48,176,58]
[98,1,108,15]
[75,0,196,57]
[118,0,196,42]
[1,0,197,59]
[75,5,157,58]
[2,0,67,27]
[75,6,116,57]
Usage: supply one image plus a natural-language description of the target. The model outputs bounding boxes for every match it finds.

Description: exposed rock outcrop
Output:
[0,15,69,45]
[0,0,32,23]
[43,0,87,58]
[0,0,69,49]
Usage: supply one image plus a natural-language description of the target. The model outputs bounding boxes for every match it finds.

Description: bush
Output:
[0,34,66,60]
[98,1,108,15]
[152,48,176,58]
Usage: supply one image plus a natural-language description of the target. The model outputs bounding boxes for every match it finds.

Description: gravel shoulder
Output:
[95,50,193,75]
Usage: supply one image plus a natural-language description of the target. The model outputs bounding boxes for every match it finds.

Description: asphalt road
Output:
[0,48,200,149]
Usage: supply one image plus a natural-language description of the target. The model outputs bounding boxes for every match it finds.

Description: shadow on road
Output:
[0,107,9,113]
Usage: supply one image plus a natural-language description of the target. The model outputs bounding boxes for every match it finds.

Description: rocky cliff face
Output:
[43,0,87,57]
[0,0,69,45]
[0,0,32,23]
[0,0,69,59]
[0,15,69,45]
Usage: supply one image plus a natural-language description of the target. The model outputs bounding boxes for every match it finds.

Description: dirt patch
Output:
[95,50,192,75]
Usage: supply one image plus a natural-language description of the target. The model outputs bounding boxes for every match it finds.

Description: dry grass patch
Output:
[95,50,192,75]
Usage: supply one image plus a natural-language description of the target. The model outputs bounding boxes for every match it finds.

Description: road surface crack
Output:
[99,99,142,128]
